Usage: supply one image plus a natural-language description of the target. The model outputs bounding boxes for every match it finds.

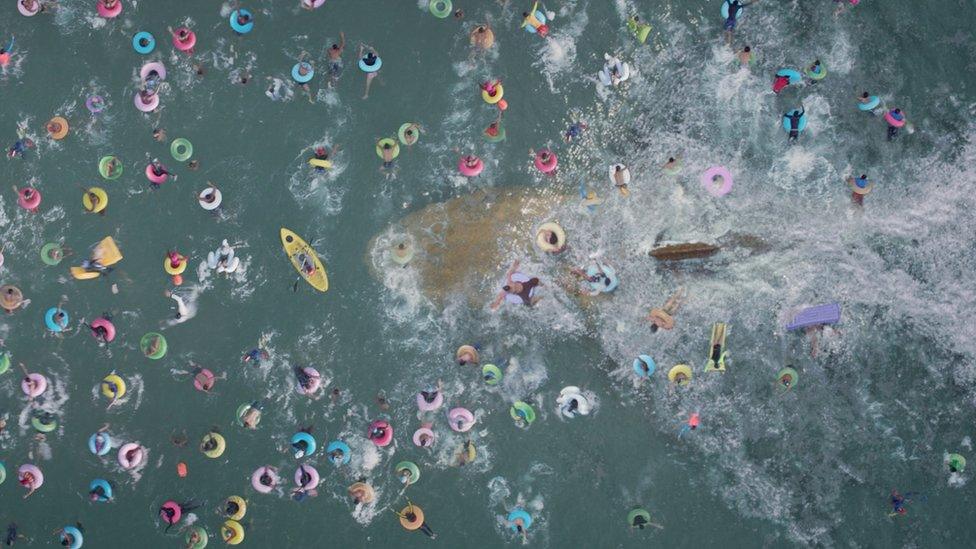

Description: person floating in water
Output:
[785,105,805,143]
[888,489,922,516]
[646,287,686,332]
[847,173,873,207]
[327,31,345,85]
[564,120,587,143]
[490,259,542,310]
[0,37,15,69]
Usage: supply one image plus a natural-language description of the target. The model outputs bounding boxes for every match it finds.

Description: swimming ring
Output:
[46,117,69,140]
[229,9,254,34]
[416,390,443,411]
[59,526,83,549]
[96,0,122,18]
[140,332,167,359]
[429,0,452,18]
[368,419,393,447]
[884,110,906,127]
[458,155,484,177]
[223,496,247,520]
[805,63,827,80]
[82,187,108,213]
[533,149,558,173]
[292,61,313,83]
[701,166,733,197]
[134,91,159,112]
[412,426,435,447]
[782,110,808,132]
[508,508,533,531]
[295,366,322,395]
[40,243,63,266]
[44,307,69,332]
[633,355,656,377]
[251,466,277,493]
[117,442,145,469]
[483,363,503,384]
[140,61,167,82]
[164,254,186,275]
[17,187,41,211]
[668,364,693,386]
[86,95,106,114]
[510,401,536,424]
[31,411,57,433]
[184,526,208,549]
[236,403,261,427]
[17,464,43,490]
[200,432,226,458]
[294,464,320,489]
[777,367,798,390]
[198,188,222,211]
[584,263,619,294]
[18,0,40,16]
[221,520,244,545]
[160,500,182,525]
[99,155,123,179]
[858,96,880,111]
[326,440,351,464]
[172,28,196,52]
[482,83,504,104]
[395,460,421,485]
[398,123,420,145]
[170,138,193,161]
[88,432,112,456]
[448,407,475,432]
[89,478,113,502]
[101,374,126,399]
[132,31,155,54]
[358,54,382,73]
[375,137,400,160]
[291,431,317,458]
[556,386,591,417]
[535,222,566,253]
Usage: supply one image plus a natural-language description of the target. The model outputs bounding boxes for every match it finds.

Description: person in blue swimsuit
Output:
[723,0,761,44]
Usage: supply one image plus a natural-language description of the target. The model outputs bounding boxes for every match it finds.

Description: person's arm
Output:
[490,291,506,310]
[339,31,345,50]
[504,259,520,281]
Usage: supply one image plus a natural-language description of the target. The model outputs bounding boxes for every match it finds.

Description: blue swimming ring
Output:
[89,478,113,502]
[60,526,83,549]
[292,62,314,83]
[633,355,656,377]
[88,432,112,456]
[358,55,382,73]
[858,96,880,111]
[508,509,533,531]
[230,9,254,34]
[291,432,317,458]
[326,440,351,465]
[776,68,803,85]
[44,307,69,332]
[782,110,807,132]
[132,31,155,55]
[721,1,742,20]
[523,11,547,34]
[585,264,619,294]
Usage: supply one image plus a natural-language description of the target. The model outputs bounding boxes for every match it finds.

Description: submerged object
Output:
[649,242,719,261]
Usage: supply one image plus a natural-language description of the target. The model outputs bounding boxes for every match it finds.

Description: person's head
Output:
[859,174,867,180]
[383,143,391,150]
[226,500,239,514]
[406,512,416,521]
[179,29,189,39]
[861,91,869,98]
[667,156,675,163]
[547,232,558,245]
[366,52,376,61]
[522,12,529,17]
[315,146,326,156]
[814,59,820,65]
[330,43,339,50]
[894,108,901,114]
[476,25,486,34]
[744,46,750,53]
[502,284,512,293]
[615,165,622,173]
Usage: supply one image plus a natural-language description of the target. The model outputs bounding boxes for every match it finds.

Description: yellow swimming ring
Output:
[348,481,375,503]
[47,117,69,140]
[535,222,566,253]
[221,519,244,545]
[308,158,333,169]
[201,432,226,459]
[223,496,247,520]
[164,256,187,275]
[101,374,126,399]
[82,187,108,213]
[482,83,504,104]
[668,364,693,386]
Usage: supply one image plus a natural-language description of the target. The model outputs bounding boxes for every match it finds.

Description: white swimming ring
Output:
[556,386,591,417]
[599,55,631,87]
[251,466,278,493]
[535,222,566,253]
[198,188,222,211]
[207,240,240,274]
[117,443,145,469]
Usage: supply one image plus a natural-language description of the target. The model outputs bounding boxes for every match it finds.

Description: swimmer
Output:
[327,32,345,85]
[163,287,199,326]
[490,259,542,309]
[377,139,398,175]
[847,173,873,206]
[805,323,840,358]
[785,105,805,143]
[295,51,315,104]
[678,412,700,438]
[857,92,877,114]
[737,45,753,65]
[20,0,55,15]
[241,401,263,429]
[611,164,629,194]
[571,263,613,295]
[359,44,381,99]
[646,287,686,332]
[886,108,905,141]
[7,137,34,159]
[152,128,166,142]
[5,523,26,546]
[457,440,474,465]
[470,23,494,51]
[401,506,436,539]
[242,347,270,364]
[484,114,504,141]
[311,144,339,172]
[723,0,760,44]
[265,77,287,101]
[807,59,824,82]
[376,391,391,411]
[662,156,680,173]
[170,430,188,447]
[889,489,913,516]
[55,525,84,547]
[834,0,858,17]
[148,160,173,188]
[453,8,464,19]
[188,160,199,170]
[564,120,587,143]
[238,69,251,85]
[511,515,528,542]
[0,37,15,69]
[521,1,550,37]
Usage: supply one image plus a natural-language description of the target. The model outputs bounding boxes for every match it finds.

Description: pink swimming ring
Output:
[533,149,558,174]
[458,155,484,177]
[18,1,40,16]
[294,465,320,490]
[251,466,277,493]
[172,28,196,52]
[295,367,321,395]
[134,91,159,112]
[701,166,733,197]
[416,391,443,412]
[17,187,41,211]
[21,373,47,398]
[159,500,182,524]
[145,164,168,184]
[90,317,116,342]
[302,0,326,7]
[412,426,435,447]
[96,0,122,18]
[17,464,43,489]
[117,443,145,469]
[368,420,393,447]
[193,369,215,392]
[140,61,166,82]
[884,110,906,128]
[448,407,475,432]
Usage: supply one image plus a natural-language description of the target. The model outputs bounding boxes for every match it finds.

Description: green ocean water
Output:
[2,0,976,547]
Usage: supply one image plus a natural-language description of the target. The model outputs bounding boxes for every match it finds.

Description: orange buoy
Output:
[172,274,183,286]
[497,99,508,111]
[177,461,188,478]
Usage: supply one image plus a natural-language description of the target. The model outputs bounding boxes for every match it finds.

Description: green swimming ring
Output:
[140,332,167,359]
[949,453,966,473]
[375,138,400,160]
[805,64,827,80]
[510,401,536,424]
[0,461,5,485]
[395,460,421,485]
[777,367,798,390]
[0,351,10,375]
[184,525,208,549]
[171,138,193,162]
[99,155,123,180]
[398,123,420,146]
[662,161,682,176]
[485,125,506,143]
[236,403,261,427]
[31,412,58,433]
[429,0,452,18]
[40,243,64,266]
[627,508,651,527]
[482,364,502,385]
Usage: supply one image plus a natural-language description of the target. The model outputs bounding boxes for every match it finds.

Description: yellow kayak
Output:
[280,228,328,292]
[70,237,123,280]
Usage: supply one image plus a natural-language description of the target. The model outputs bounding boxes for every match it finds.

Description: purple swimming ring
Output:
[86,95,106,114]
[701,166,733,197]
